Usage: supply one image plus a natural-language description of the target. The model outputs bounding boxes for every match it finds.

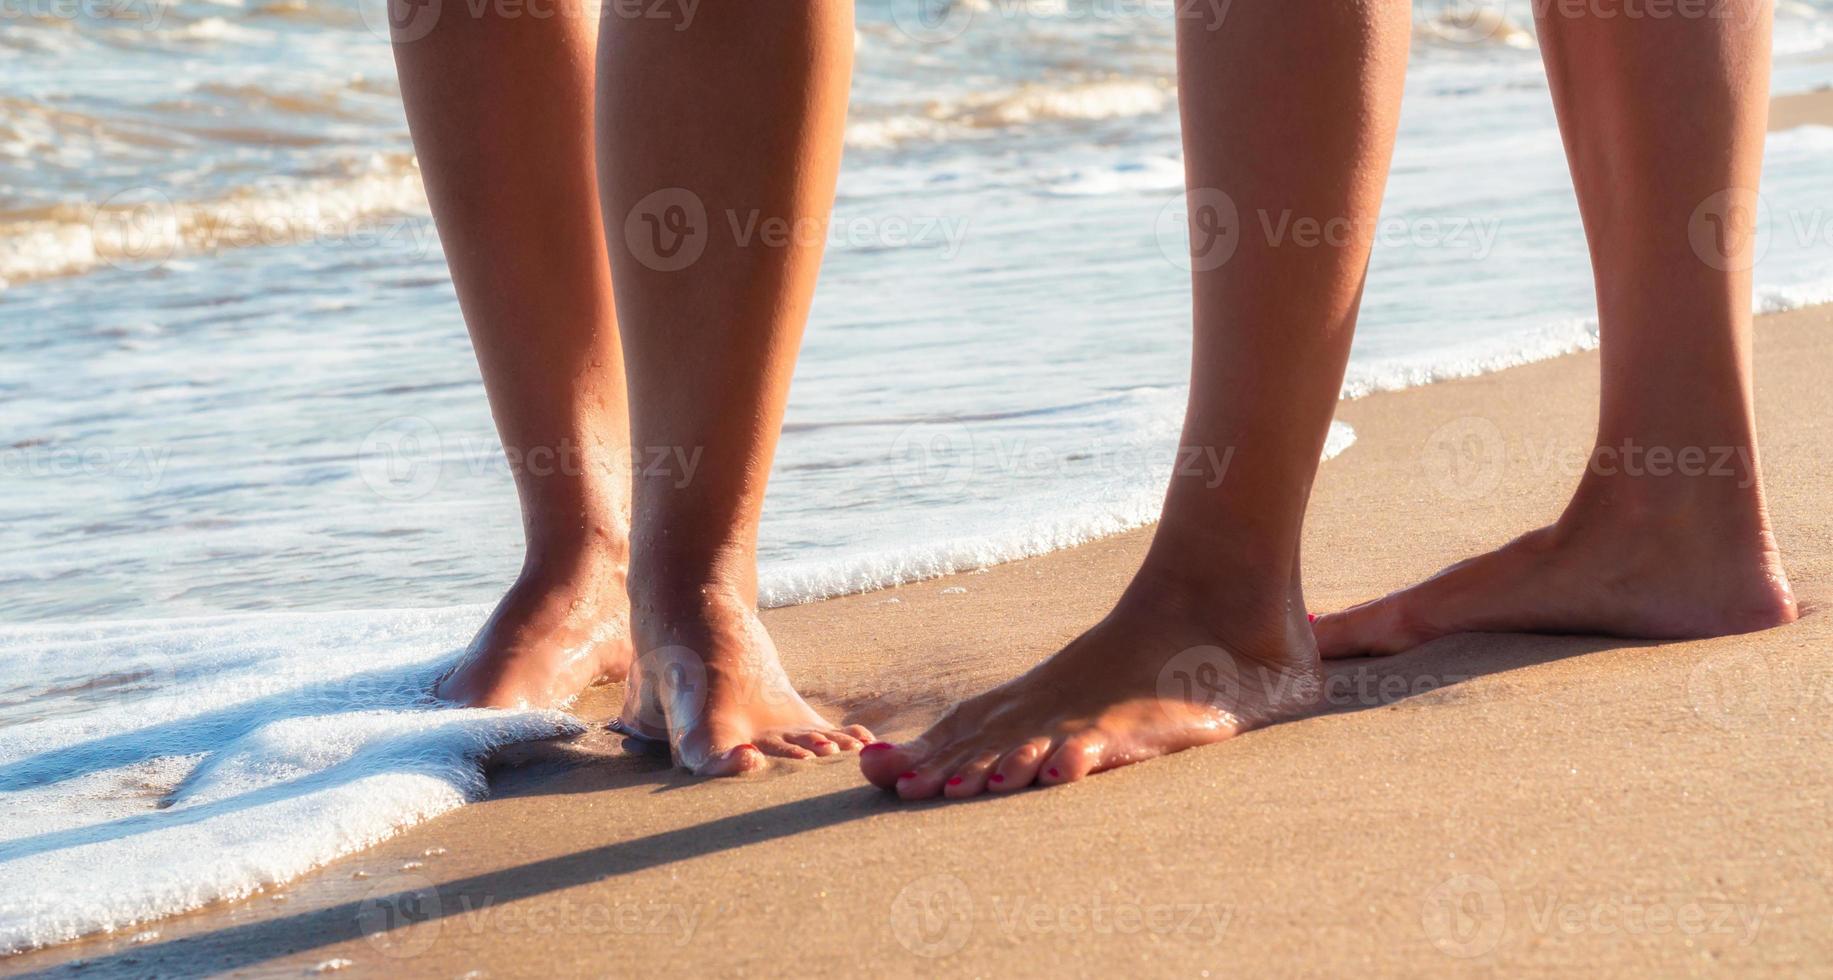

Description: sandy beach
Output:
[10,302,1825,977]
[11,101,1833,980]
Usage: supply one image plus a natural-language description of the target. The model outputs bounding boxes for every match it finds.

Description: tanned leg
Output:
[1314,0,1797,657]
[396,0,633,708]
[598,0,871,775]
[862,1,1411,799]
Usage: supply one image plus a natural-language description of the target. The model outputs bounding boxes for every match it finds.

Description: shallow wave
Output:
[846,77,1173,149]
[0,607,576,955]
[0,155,427,288]
[1411,6,1535,48]
[760,419,1357,606]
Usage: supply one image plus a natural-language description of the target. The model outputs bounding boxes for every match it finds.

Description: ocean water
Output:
[5,0,1833,954]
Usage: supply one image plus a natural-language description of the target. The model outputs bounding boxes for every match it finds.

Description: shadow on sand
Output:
[16,629,1650,976]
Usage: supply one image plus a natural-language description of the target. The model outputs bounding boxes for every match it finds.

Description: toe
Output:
[786,731,839,756]
[895,762,951,801]
[1039,732,1104,785]
[753,733,817,760]
[823,729,865,752]
[944,752,1001,799]
[859,739,921,789]
[692,742,766,777]
[989,737,1052,792]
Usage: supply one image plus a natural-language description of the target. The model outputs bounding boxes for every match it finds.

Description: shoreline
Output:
[17,299,1833,976]
[11,93,1833,979]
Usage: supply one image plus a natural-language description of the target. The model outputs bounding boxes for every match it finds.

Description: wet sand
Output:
[1769,87,1833,130]
[12,105,1833,980]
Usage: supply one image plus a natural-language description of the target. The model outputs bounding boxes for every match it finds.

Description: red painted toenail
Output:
[1047,768,1060,778]
[860,742,893,753]
[899,771,918,780]
[1307,613,1318,623]
[733,744,758,754]
[947,776,963,786]
[989,773,1006,783]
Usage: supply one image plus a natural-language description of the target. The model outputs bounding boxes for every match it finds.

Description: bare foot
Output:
[1314,493,1798,657]
[435,555,635,709]
[859,577,1322,800]
[618,589,873,776]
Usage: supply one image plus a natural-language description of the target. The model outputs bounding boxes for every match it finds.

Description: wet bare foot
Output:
[860,576,1322,800]
[435,555,635,709]
[618,589,873,776]
[1314,491,1798,657]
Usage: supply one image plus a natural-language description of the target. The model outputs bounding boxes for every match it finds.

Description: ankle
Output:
[515,529,630,598]
[1562,445,1775,548]
[1115,554,1305,661]
[629,546,757,617]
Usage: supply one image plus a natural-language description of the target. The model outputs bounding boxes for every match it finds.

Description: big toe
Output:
[691,742,766,777]
[676,718,770,777]
[859,739,924,789]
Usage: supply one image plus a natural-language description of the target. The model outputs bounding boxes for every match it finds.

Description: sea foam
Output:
[0,607,576,954]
